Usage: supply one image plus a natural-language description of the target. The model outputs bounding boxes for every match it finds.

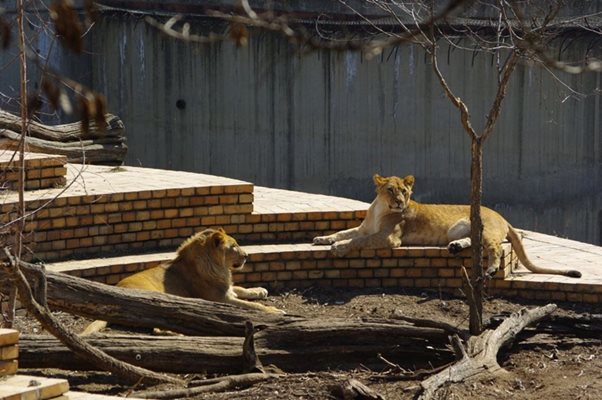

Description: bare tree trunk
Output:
[469,136,484,335]
[7,0,29,330]
[430,38,519,335]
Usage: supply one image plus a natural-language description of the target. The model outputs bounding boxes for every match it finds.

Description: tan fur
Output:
[81,228,283,335]
[314,174,581,278]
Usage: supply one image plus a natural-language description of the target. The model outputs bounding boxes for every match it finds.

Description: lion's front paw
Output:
[447,241,463,254]
[253,287,269,299]
[331,240,351,257]
[447,238,471,255]
[313,235,336,245]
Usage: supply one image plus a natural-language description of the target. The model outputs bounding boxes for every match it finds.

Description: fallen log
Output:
[0,129,127,165]
[417,304,557,400]
[19,326,454,374]
[19,334,246,374]
[0,110,127,164]
[3,249,182,386]
[0,110,124,141]
[2,261,460,348]
[1,261,293,336]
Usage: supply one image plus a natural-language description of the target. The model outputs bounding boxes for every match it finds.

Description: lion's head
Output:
[373,174,415,213]
[176,228,248,273]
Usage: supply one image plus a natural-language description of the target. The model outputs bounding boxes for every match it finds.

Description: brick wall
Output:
[1,184,253,261]
[0,153,66,191]
[0,329,19,377]
[2,192,364,262]
[59,243,516,294]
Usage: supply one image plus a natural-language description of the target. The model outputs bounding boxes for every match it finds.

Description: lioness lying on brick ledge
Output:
[81,228,283,335]
[313,174,581,279]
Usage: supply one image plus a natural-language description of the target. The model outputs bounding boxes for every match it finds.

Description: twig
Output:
[133,372,283,399]
[429,32,478,139]
[370,361,454,382]
[377,353,406,373]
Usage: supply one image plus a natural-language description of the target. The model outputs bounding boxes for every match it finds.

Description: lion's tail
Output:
[507,225,581,278]
[80,320,108,336]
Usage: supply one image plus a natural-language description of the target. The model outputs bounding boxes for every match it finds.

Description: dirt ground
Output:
[13,287,602,399]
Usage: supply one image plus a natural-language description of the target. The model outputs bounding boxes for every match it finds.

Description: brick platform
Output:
[47,232,602,303]
[48,243,514,287]
[0,151,67,191]
[1,164,254,261]
[0,165,365,261]
[489,231,602,303]
[3,162,601,303]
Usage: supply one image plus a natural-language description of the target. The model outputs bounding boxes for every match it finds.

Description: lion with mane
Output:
[82,228,283,335]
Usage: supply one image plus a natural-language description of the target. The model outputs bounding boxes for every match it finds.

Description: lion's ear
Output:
[373,174,387,187]
[217,227,226,234]
[403,175,415,188]
[212,231,225,248]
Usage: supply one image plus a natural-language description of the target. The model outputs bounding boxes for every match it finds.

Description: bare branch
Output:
[145,15,226,44]
[430,37,478,139]
[482,51,519,141]
[133,372,283,399]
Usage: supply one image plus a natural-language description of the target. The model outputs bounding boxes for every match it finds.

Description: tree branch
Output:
[430,37,478,139]
[133,373,283,399]
[482,51,519,141]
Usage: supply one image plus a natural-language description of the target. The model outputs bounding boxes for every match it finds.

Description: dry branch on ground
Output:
[417,304,558,400]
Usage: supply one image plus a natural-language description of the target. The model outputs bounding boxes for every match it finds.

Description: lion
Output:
[313,174,581,278]
[81,228,283,335]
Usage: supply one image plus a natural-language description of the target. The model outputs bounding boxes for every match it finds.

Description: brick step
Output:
[0,375,69,399]
[1,166,367,262]
[0,152,67,191]
[1,165,254,262]
[0,329,19,378]
[47,242,514,290]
